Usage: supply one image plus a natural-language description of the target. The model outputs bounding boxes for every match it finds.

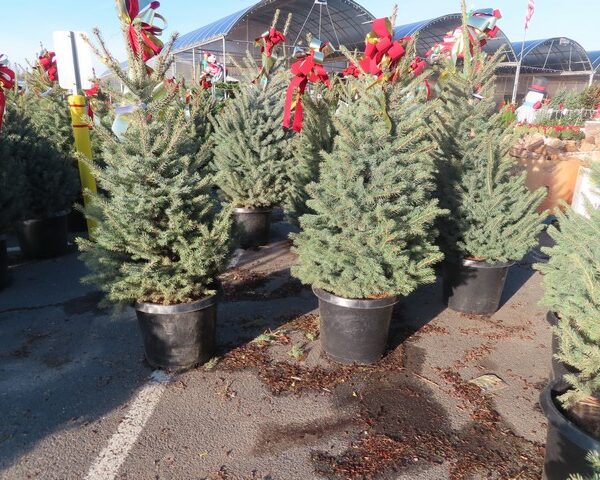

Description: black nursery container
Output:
[135,295,217,371]
[0,235,7,289]
[233,207,272,249]
[313,287,399,365]
[444,258,513,315]
[540,381,600,480]
[547,311,579,381]
[17,211,69,259]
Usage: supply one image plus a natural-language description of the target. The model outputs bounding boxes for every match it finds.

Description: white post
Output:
[511,29,528,104]
[192,48,196,81]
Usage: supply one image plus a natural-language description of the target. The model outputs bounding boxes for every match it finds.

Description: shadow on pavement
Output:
[0,254,150,471]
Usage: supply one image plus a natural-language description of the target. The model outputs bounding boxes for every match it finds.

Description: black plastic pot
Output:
[313,287,399,365]
[547,311,578,381]
[540,381,600,479]
[135,295,217,370]
[233,207,271,249]
[0,235,7,289]
[17,211,69,259]
[444,258,513,315]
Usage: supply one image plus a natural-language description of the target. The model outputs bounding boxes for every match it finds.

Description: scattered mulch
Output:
[312,434,411,479]
[218,312,406,396]
[418,324,451,335]
[280,313,320,339]
[219,269,273,302]
[220,343,270,371]
[220,268,306,302]
[259,362,354,395]
[313,371,544,480]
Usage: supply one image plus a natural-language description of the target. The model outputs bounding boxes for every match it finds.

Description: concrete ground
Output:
[0,223,553,480]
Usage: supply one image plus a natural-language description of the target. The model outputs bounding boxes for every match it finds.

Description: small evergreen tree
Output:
[210,54,294,209]
[0,92,25,232]
[570,452,600,480]
[537,201,600,409]
[2,90,78,220]
[24,63,74,158]
[292,76,445,299]
[430,5,545,262]
[285,83,337,227]
[78,17,231,308]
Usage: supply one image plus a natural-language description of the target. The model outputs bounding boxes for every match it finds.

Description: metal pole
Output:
[69,31,82,94]
[542,39,554,70]
[192,48,196,81]
[222,36,227,98]
[511,29,528,104]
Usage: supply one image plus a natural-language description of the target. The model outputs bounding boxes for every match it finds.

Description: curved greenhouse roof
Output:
[393,14,517,63]
[511,38,592,72]
[589,51,600,72]
[172,0,375,54]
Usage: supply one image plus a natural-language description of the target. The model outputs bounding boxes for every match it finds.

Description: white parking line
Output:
[84,370,171,480]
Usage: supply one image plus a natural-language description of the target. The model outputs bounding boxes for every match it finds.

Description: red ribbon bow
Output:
[360,18,411,79]
[83,82,101,122]
[119,0,165,63]
[38,51,58,82]
[426,8,502,63]
[283,40,331,133]
[342,63,360,78]
[256,27,286,58]
[0,55,15,131]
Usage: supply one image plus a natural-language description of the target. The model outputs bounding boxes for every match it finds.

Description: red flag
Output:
[525,0,535,30]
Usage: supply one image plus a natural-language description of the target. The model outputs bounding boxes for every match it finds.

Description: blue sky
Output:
[2,0,599,69]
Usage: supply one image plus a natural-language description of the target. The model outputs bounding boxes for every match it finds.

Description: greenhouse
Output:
[170,0,375,79]
[166,1,597,101]
[512,38,593,73]
[393,14,516,62]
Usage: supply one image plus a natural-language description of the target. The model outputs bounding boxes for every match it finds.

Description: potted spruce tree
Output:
[292,75,445,364]
[431,29,545,315]
[211,55,294,248]
[79,12,231,370]
[3,89,78,259]
[0,97,25,287]
[536,167,600,479]
[569,453,600,480]
[25,59,91,232]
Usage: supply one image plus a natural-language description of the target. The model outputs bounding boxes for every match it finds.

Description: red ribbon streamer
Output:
[342,63,360,78]
[426,8,502,62]
[123,0,164,63]
[256,27,286,58]
[83,82,100,123]
[0,58,15,131]
[38,51,58,82]
[283,42,331,133]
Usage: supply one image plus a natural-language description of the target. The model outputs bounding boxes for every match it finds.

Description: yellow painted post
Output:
[68,94,97,236]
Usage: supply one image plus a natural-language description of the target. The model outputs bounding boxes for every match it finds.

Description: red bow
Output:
[283,40,331,133]
[342,63,360,78]
[38,51,58,82]
[0,55,15,131]
[426,9,502,63]
[83,82,100,122]
[410,57,427,77]
[256,27,286,58]
[118,0,165,63]
[360,18,411,79]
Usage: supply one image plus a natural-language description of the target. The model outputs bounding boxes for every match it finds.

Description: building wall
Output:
[495,73,594,103]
